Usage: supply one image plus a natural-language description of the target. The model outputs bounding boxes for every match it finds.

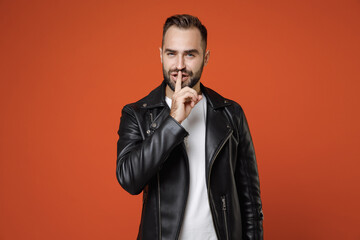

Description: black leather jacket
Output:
[116,81,263,240]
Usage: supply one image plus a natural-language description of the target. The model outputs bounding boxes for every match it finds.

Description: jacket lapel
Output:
[201,84,233,178]
[205,105,232,165]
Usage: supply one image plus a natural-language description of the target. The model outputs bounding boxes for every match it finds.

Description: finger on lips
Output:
[175,71,182,92]
[174,70,201,105]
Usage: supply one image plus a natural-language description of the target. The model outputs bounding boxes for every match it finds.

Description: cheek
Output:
[188,60,202,71]
[163,59,175,69]
[162,62,170,71]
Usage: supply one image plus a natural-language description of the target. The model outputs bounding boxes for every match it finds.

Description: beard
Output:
[163,62,204,92]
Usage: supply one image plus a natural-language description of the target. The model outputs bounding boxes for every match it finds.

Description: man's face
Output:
[161,26,209,91]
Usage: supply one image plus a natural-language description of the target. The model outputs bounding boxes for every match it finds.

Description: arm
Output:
[235,107,263,239]
[116,105,188,195]
[117,72,201,195]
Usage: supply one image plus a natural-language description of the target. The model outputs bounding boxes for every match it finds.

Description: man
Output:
[116,14,263,240]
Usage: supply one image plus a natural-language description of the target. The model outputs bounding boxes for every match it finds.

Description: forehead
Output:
[163,26,203,52]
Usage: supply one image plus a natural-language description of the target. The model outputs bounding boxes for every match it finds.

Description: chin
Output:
[164,77,175,91]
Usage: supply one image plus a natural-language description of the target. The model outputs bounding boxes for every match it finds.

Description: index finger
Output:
[175,71,182,93]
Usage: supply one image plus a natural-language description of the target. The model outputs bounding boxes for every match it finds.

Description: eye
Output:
[186,53,195,57]
[167,52,175,56]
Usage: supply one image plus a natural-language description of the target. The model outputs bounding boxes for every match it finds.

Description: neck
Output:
[165,81,202,99]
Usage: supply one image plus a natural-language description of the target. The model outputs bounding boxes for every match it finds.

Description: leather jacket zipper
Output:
[207,130,233,238]
[157,173,162,240]
[221,196,230,240]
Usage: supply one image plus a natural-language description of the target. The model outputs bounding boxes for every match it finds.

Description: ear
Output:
[159,47,163,63]
[204,50,210,66]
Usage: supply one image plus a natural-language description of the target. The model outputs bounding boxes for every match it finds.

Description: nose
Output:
[176,55,185,71]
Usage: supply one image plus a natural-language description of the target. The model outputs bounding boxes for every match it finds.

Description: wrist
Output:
[170,113,182,124]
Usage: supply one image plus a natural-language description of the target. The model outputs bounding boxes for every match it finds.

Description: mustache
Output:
[168,69,193,76]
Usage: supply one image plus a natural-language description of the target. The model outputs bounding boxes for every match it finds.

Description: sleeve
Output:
[235,107,264,240]
[116,105,188,195]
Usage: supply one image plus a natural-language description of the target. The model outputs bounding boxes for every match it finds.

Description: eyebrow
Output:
[164,48,200,55]
[184,49,200,55]
[164,48,176,53]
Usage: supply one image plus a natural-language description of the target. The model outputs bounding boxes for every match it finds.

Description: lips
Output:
[171,72,188,77]
[171,73,189,82]
[170,71,189,81]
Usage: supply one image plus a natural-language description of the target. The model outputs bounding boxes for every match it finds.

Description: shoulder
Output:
[202,85,245,115]
[202,85,249,134]
[122,82,166,114]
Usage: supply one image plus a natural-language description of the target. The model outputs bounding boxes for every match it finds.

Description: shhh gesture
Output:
[170,71,203,124]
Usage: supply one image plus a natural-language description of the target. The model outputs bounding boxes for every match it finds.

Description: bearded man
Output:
[116,14,263,240]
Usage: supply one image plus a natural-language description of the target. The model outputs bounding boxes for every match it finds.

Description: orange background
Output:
[1,0,359,239]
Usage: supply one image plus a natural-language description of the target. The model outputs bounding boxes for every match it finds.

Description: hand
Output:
[170,71,202,124]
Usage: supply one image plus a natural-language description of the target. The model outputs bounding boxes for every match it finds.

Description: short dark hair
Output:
[162,14,207,50]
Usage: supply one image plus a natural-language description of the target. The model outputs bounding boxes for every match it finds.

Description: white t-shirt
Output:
[165,95,218,240]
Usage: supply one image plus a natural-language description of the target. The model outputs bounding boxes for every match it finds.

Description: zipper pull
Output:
[221,196,226,210]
